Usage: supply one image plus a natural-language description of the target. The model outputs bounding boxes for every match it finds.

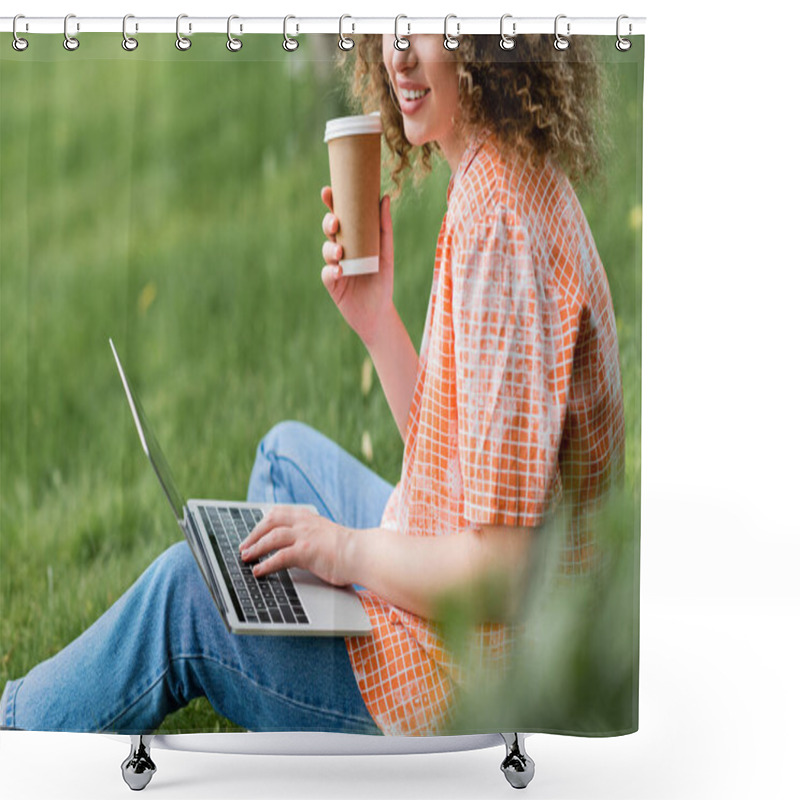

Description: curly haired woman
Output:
[1,34,624,738]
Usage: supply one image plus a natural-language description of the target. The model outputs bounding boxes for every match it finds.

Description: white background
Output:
[2,0,798,798]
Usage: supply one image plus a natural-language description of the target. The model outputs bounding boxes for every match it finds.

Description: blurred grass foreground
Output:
[439,489,640,736]
[0,35,642,734]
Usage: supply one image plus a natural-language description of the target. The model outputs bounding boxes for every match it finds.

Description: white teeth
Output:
[400,88,428,101]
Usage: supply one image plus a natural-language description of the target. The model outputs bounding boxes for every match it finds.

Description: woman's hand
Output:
[239,506,353,587]
[320,187,395,348]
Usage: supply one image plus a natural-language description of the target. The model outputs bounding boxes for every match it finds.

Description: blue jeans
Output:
[1,422,392,734]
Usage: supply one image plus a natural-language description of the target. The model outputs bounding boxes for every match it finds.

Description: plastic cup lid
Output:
[324,112,383,142]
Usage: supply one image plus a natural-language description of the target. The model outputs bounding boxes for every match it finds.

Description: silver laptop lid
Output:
[109,339,187,521]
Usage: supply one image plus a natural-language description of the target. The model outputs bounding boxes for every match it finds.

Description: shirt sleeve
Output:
[450,205,578,528]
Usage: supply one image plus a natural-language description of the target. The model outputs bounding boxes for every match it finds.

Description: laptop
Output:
[109,339,372,637]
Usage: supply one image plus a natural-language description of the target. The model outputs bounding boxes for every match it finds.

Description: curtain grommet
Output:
[338,15,355,51]
[554,14,570,51]
[122,14,138,51]
[499,14,516,51]
[443,14,460,51]
[616,15,632,51]
[12,14,29,52]
[394,15,410,50]
[63,13,80,51]
[226,15,243,52]
[175,14,192,51]
[283,15,299,52]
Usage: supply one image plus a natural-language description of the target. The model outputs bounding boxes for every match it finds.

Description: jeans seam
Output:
[2,679,21,728]
[99,664,172,732]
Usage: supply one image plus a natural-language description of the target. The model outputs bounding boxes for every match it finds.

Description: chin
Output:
[401,125,430,148]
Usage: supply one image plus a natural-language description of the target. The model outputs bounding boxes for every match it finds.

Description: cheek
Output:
[437,65,461,120]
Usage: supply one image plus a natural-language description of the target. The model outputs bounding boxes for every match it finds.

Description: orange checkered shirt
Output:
[345,132,625,735]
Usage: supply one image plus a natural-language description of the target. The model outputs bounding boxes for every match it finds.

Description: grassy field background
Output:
[0,35,642,733]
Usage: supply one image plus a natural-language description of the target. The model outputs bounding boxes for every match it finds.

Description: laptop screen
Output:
[110,339,187,522]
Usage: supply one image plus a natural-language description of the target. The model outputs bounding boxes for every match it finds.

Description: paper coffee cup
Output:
[324,113,383,276]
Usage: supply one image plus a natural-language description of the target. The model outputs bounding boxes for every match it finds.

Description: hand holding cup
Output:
[321,187,394,349]
[321,113,394,347]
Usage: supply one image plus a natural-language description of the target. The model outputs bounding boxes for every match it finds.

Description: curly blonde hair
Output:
[346,35,606,188]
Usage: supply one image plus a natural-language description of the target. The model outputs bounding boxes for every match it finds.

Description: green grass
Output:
[1,35,642,733]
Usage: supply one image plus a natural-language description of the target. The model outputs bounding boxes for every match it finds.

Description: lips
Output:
[396,84,430,114]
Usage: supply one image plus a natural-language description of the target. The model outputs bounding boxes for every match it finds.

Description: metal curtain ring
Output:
[554,14,570,51]
[616,15,632,51]
[176,14,191,50]
[63,13,79,51]
[283,16,299,51]
[12,14,29,52]
[122,14,138,51]
[227,15,243,51]
[394,15,410,51]
[499,14,516,51]
[338,15,354,51]
[443,14,459,51]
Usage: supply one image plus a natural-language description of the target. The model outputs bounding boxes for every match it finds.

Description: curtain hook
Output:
[63,13,80,51]
[227,15,243,51]
[394,15,410,51]
[499,14,516,51]
[554,14,570,51]
[176,14,192,50]
[122,14,138,51]
[283,15,299,51]
[338,15,355,51]
[616,15,632,51]
[12,14,29,52]
[443,14,460,51]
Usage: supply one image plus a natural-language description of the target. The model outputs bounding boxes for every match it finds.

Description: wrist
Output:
[339,525,362,586]
[363,302,400,354]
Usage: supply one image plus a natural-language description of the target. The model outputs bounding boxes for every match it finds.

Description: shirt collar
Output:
[446,128,492,204]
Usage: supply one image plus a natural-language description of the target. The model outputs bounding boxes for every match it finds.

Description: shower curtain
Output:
[0,28,643,740]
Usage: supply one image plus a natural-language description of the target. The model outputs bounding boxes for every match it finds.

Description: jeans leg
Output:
[247,421,394,530]
[1,542,380,734]
[0,421,392,733]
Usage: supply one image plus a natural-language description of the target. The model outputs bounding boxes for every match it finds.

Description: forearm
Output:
[364,304,418,441]
[343,524,535,621]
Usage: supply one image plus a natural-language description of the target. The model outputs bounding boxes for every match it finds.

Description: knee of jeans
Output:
[158,540,195,572]
[251,421,329,506]
[257,420,315,464]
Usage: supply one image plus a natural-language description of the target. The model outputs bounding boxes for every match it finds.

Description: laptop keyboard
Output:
[198,505,309,626]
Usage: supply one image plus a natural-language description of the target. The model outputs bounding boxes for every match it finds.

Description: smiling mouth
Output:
[399,88,430,101]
